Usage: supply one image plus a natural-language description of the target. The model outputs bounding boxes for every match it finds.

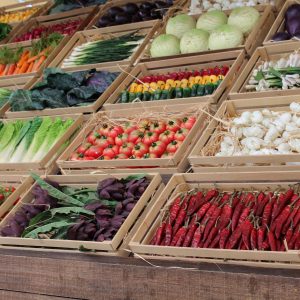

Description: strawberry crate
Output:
[103,49,245,110]
[48,20,161,71]
[0,173,164,255]
[129,172,300,268]
[57,103,210,176]
[188,96,300,173]
[229,43,300,100]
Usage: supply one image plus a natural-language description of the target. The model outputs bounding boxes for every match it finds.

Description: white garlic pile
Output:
[216,102,300,156]
[190,0,275,14]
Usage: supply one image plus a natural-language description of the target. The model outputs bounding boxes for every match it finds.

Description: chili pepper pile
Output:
[150,186,300,251]
[119,66,229,103]
[13,19,82,42]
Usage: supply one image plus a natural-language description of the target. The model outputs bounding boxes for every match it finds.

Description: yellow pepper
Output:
[157,80,165,89]
[195,76,202,84]
[202,75,211,84]
[164,83,171,90]
[136,84,143,93]
[150,82,158,90]
[166,79,175,86]
[218,75,225,80]
[129,83,138,93]
[142,83,150,92]
[188,76,195,83]
[209,75,218,84]
[174,80,182,87]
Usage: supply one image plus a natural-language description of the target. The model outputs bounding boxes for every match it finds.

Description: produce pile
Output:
[206,102,300,157]
[119,66,229,103]
[70,115,197,161]
[0,7,39,23]
[9,68,119,112]
[62,33,145,68]
[0,33,63,77]
[13,19,83,42]
[0,23,12,41]
[246,51,300,91]
[150,7,260,57]
[0,184,16,203]
[0,174,150,242]
[48,0,107,15]
[190,0,276,14]
[270,4,300,42]
[96,1,174,28]
[0,88,12,108]
[150,186,300,250]
[0,116,74,163]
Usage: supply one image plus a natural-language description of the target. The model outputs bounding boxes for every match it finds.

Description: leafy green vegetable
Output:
[0,23,12,41]
[50,206,95,217]
[31,173,84,207]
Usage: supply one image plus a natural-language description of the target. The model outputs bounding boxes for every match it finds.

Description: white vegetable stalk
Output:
[216,102,300,157]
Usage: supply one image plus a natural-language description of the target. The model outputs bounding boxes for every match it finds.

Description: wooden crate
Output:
[129,172,300,268]
[264,0,298,47]
[229,43,300,100]
[4,64,131,119]
[0,175,33,219]
[0,114,83,173]
[0,76,36,117]
[57,103,210,176]
[0,0,52,25]
[0,173,164,254]
[141,5,274,62]
[7,6,98,44]
[0,35,68,82]
[103,50,246,110]
[188,96,300,172]
[87,0,182,30]
[48,20,161,71]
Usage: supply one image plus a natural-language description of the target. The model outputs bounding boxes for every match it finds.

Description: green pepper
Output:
[129,92,136,102]
[160,89,169,100]
[169,87,175,99]
[204,83,215,95]
[154,89,162,100]
[136,92,143,100]
[120,90,129,103]
[191,84,198,97]
[183,87,191,98]
[143,91,151,101]
[150,92,155,101]
[196,85,205,96]
[175,87,183,98]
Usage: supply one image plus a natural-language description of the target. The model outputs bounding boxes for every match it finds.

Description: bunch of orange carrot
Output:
[0,33,63,77]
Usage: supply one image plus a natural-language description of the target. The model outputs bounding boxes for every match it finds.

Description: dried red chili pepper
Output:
[195,201,211,223]
[262,240,270,250]
[282,199,300,234]
[262,196,275,228]
[241,218,253,250]
[202,205,221,241]
[250,227,258,250]
[155,222,166,245]
[292,207,300,228]
[276,239,281,251]
[267,228,277,251]
[169,196,182,225]
[272,188,294,221]
[257,227,265,250]
[238,206,252,226]
[186,193,198,216]
[173,196,190,234]
[219,221,231,249]
[182,221,198,247]
[203,226,218,248]
[164,219,173,246]
[171,220,189,247]
[232,201,245,231]
[191,223,205,248]
[226,225,242,249]
[208,232,220,248]
[204,189,219,202]
[274,205,291,239]
[218,193,236,230]
[289,224,300,249]
[285,225,294,245]
[187,191,204,216]
[256,192,271,217]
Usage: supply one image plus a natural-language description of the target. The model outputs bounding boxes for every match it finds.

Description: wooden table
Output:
[0,248,299,300]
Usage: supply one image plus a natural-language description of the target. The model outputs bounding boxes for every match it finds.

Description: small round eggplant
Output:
[107,6,124,17]
[114,12,132,24]
[97,15,113,27]
[271,31,291,41]
[140,1,156,10]
[122,3,139,15]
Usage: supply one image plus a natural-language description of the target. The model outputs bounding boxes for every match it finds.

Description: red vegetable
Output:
[250,227,257,250]
[219,222,231,249]
[241,219,253,250]
[164,220,173,246]
[267,229,277,251]
[154,222,166,245]
[172,195,190,234]
[257,227,265,250]
[226,225,242,249]
[169,196,182,225]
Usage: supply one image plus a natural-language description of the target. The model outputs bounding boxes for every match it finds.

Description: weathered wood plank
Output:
[0,249,298,300]
[0,290,77,300]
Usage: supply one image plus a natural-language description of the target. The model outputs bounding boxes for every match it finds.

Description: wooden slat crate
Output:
[0,175,33,219]
[129,172,300,268]
[57,103,210,176]
[229,43,300,100]
[141,5,274,62]
[264,0,298,47]
[0,0,52,25]
[0,76,36,117]
[4,64,131,119]
[87,0,182,30]
[0,173,164,255]
[103,50,246,110]
[7,6,98,44]
[0,114,83,174]
[188,96,300,173]
[48,20,161,71]
[0,35,69,82]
